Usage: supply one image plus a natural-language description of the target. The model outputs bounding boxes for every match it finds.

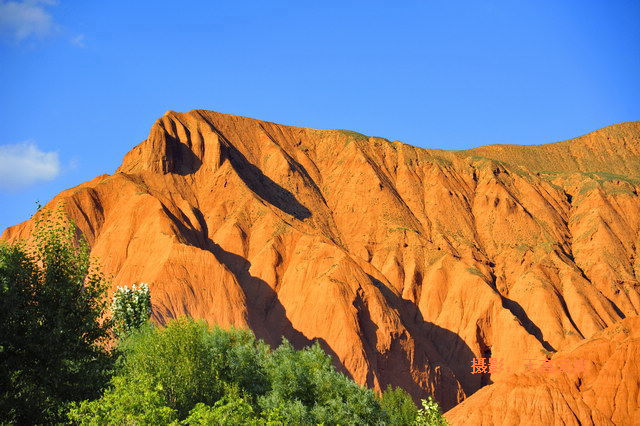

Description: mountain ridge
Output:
[132,109,640,177]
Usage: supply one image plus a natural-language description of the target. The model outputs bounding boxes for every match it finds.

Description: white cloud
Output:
[0,0,57,41]
[0,141,60,190]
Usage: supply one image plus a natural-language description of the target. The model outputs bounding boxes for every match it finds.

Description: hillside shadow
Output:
[500,296,556,352]
[207,242,353,377]
[162,131,203,175]
[366,275,482,410]
[161,121,312,219]
[207,124,311,220]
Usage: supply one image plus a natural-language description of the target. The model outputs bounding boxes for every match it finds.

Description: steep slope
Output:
[3,111,639,418]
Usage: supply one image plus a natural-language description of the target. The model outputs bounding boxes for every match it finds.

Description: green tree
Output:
[0,206,113,424]
[111,282,152,338]
[379,385,418,425]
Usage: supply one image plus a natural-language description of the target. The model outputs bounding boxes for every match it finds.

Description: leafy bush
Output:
[111,283,152,338]
[379,385,418,425]
[259,340,385,424]
[68,376,179,425]
[183,397,257,425]
[0,206,113,424]
[416,396,448,425]
[69,317,394,425]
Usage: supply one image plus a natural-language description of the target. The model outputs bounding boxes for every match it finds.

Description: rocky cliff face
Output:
[3,110,639,422]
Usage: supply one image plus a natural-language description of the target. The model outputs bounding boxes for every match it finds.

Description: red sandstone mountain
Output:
[3,110,639,423]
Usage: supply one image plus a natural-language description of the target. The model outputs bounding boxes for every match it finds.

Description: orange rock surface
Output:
[3,110,639,420]
[445,316,640,425]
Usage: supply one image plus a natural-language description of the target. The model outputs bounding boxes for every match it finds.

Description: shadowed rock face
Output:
[3,110,639,421]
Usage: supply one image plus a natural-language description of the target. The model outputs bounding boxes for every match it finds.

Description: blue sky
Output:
[0,1,639,231]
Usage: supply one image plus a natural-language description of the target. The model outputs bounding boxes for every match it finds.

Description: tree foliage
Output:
[379,385,419,425]
[69,317,417,425]
[0,206,113,424]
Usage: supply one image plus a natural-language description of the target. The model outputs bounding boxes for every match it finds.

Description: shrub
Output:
[379,385,418,425]
[183,397,258,425]
[68,376,179,425]
[111,282,152,338]
[260,340,385,425]
[0,206,112,424]
[416,396,448,425]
